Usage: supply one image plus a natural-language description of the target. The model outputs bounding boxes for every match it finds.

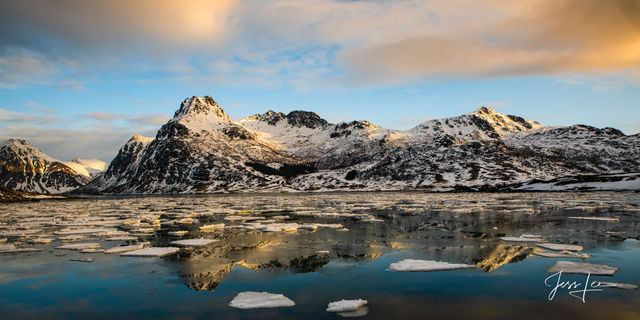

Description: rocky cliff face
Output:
[0,139,91,194]
[86,95,640,193]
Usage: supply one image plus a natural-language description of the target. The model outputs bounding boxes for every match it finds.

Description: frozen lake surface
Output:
[1,192,639,319]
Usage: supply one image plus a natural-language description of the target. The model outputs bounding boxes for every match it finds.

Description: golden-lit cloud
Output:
[0,0,236,52]
[338,0,640,82]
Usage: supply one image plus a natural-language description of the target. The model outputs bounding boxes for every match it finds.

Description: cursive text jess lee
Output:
[545,270,618,303]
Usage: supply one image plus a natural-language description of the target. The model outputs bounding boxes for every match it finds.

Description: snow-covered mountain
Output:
[0,139,95,194]
[84,95,640,193]
[66,158,107,178]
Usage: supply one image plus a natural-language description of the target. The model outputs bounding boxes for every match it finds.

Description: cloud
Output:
[0,48,61,88]
[77,111,169,127]
[23,102,59,114]
[127,114,170,127]
[0,125,158,162]
[0,0,236,88]
[78,111,126,122]
[0,0,236,53]
[0,108,169,161]
[164,64,199,75]
[0,108,62,125]
[338,0,640,83]
[621,122,640,135]
[392,115,435,129]
[476,102,509,109]
[556,70,640,91]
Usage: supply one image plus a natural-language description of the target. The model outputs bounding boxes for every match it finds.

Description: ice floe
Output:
[105,236,137,241]
[199,223,224,232]
[56,242,102,250]
[54,228,114,235]
[536,243,583,252]
[547,261,618,276]
[104,244,145,254]
[593,281,638,290]
[70,257,94,262]
[534,251,590,259]
[120,247,180,257]
[228,291,295,309]
[389,259,476,272]
[170,239,218,247]
[499,234,543,242]
[58,235,87,241]
[568,216,619,222]
[326,299,368,313]
[0,243,44,253]
[27,238,54,244]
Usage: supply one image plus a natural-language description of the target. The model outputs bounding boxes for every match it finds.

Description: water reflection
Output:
[0,192,638,318]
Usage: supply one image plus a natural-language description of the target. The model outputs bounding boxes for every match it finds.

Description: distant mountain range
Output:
[0,139,105,194]
[3,95,639,194]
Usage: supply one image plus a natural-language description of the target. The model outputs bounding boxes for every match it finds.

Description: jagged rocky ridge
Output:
[84,96,640,193]
[0,139,96,194]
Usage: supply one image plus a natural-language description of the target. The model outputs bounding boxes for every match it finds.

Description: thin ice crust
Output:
[547,261,618,276]
[326,299,368,312]
[228,291,295,309]
[389,259,476,272]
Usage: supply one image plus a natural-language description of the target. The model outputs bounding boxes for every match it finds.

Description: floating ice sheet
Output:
[228,291,295,309]
[120,247,180,257]
[593,281,638,290]
[0,243,44,253]
[389,259,476,272]
[170,239,218,247]
[500,235,543,242]
[104,244,144,254]
[326,299,368,312]
[70,257,94,262]
[28,238,55,244]
[54,228,114,235]
[106,236,137,241]
[534,251,590,259]
[547,261,618,276]
[568,216,619,222]
[56,242,102,250]
[536,243,583,252]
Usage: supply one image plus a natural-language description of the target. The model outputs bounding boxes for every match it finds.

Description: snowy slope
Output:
[409,107,543,141]
[64,158,106,178]
[516,173,640,191]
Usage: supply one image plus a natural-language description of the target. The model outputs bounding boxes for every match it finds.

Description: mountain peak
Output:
[128,135,155,144]
[285,110,329,129]
[170,95,233,133]
[2,138,31,148]
[411,107,543,140]
[173,96,231,122]
[471,106,499,115]
[242,109,329,129]
[1,138,56,161]
[243,110,287,125]
[467,106,543,135]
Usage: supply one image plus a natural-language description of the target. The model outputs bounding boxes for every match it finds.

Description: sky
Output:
[0,0,639,162]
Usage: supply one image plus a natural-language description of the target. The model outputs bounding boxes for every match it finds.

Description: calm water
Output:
[1,192,639,319]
